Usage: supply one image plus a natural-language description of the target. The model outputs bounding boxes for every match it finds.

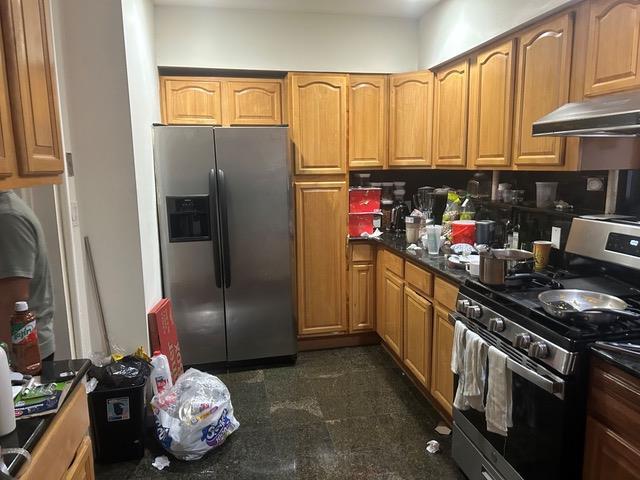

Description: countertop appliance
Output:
[153,126,296,366]
[532,89,640,137]
[451,217,640,480]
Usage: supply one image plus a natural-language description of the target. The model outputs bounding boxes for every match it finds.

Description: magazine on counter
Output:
[14,382,71,419]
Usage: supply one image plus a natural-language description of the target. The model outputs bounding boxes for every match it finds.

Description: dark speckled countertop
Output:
[591,346,640,379]
[350,233,472,285]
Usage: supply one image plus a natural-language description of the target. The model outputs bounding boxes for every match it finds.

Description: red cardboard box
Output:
[148,298,184,383]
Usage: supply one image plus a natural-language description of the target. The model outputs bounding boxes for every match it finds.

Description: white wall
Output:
[155,6,419,72]
[122,0,163,312]
[418,0,574,68]
[51,0,152,355]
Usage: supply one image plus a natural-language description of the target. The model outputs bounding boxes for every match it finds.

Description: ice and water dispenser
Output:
[166,195,211,242]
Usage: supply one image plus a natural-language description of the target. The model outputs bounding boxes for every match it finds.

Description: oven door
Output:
[451,313,583,480]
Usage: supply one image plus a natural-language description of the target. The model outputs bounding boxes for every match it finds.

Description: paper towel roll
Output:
[0,348,16,436]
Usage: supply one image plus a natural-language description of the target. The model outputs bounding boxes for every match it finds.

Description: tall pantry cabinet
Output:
[288,73,349,338]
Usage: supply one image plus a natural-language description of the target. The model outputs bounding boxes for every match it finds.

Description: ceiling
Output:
[153,0,441,18]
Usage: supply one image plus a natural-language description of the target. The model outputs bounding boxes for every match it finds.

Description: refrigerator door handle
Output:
[209,169,223,288]
[218,168,232,288]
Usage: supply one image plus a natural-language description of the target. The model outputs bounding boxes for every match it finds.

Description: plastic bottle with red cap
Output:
[150,350,173,397]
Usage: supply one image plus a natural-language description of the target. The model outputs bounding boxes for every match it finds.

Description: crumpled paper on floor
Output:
[152,455,171,471]
[425,440,440,454]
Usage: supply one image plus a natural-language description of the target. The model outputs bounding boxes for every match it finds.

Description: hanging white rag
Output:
[462,331,488,412]
[451,321,467,374]
[486,346,513,436]
[451,321,469,411]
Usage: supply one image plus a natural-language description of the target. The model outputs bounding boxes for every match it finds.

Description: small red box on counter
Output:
[349,188,381,213]
[349,212,382,237]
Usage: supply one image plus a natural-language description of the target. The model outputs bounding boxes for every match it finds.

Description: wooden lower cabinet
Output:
[349,262,375,332]
[583,357,640,479]
[382,269,404,358]
[295,181,347,336]
[64,436,95,480]
[376,248,386,339]
[430,305,455,415]
[583,416,640,480]
[403,286,433,387]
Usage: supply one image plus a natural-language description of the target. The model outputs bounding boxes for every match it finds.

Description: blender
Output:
[429,188,449,225]
[413,186,435,220]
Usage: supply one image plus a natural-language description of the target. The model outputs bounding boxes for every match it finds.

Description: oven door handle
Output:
[506,358,565,398]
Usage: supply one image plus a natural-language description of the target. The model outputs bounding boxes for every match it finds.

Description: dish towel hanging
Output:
[486,346,513,436]
[462,331,488,412]
[451,320,467,375]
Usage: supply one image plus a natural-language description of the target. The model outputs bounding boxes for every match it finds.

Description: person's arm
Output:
[0,277,29,345]
[0,213,37,345]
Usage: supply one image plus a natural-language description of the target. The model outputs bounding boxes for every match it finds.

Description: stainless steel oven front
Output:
[450,312,585,480]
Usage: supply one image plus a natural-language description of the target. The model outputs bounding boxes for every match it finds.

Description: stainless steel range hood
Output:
[532,90,640,137]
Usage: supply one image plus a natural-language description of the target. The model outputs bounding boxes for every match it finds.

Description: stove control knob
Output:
[466,305,483,319]
[456,299,470,314]
[513,333,531,349]
[528,341,550,359]
[488,317,505,332]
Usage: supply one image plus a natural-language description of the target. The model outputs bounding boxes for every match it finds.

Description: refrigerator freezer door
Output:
[154,126,227,366]
[213,127,296,361]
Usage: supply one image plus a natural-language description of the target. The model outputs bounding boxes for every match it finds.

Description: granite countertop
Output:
[590,346,640,379]
[350,233,472,285]
[0,358,91,475]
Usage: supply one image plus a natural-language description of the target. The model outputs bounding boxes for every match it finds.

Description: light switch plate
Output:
[551,226,561,249]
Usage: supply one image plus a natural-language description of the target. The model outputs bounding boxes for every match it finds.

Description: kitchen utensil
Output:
[426,224,442,255]
[451,220,476,245]
[390,189,410,232]
[405,216,421,243]
[594,341,640,357]
[536,182,558,208]
[533,240,553,271]
[465,256,480,276]
[538,289,638,320]
[479,248,534,286]
[475,220,496,245]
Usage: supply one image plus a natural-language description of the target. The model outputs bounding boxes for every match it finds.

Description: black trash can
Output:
[88,378,146,462]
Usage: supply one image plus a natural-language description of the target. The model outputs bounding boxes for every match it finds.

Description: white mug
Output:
[466,261,480,277]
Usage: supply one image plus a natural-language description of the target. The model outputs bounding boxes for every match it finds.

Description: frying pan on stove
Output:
[538,289,640,322]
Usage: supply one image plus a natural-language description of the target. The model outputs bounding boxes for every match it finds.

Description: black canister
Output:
[476,220,496,245]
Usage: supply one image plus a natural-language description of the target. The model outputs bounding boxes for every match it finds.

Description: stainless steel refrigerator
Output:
[153,126,296,366]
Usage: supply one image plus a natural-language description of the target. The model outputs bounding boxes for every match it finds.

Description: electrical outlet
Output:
[586,177,605,191]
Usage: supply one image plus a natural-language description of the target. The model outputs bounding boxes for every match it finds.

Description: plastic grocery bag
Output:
[151,368,239,461]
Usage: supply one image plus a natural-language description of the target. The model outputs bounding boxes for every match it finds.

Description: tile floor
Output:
[95,345,464,479]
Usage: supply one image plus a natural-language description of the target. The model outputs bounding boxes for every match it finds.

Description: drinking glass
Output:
[426,225,442,255]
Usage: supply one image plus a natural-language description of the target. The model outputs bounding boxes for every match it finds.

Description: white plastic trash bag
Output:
[151,368,239,461]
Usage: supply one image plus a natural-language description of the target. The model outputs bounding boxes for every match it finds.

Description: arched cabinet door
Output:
[224,80,282,125]
[349,75,387,169]
[389,71,433,168]
[433,60,470,168]
[289,74,347,175]
[468,40,516,169]
[584,0,640,96]
[513,13,573,167]
[162,78,223,125]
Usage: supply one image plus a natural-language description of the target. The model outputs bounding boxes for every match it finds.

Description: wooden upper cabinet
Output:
[162,78,223,125]
[389,71,433,168]
[584,0,640,96]
[433,60,470,167]
[0,22,16,179]
[513,14,573,167]
[295,181,347,336]
[348,75,387,169]
[1,0,63,176]
[224,80,282,125]
[468,40,516,168]
[289,74,348,175]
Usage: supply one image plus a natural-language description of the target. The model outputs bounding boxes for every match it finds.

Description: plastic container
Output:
[405,217,421,244]
[451,220,476,245]
[151,351,173,397]
[349,212,382,237]
[348,188,381,213]
[11,302,41,375]
[536,182,558,208]
[89,378,146,463]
